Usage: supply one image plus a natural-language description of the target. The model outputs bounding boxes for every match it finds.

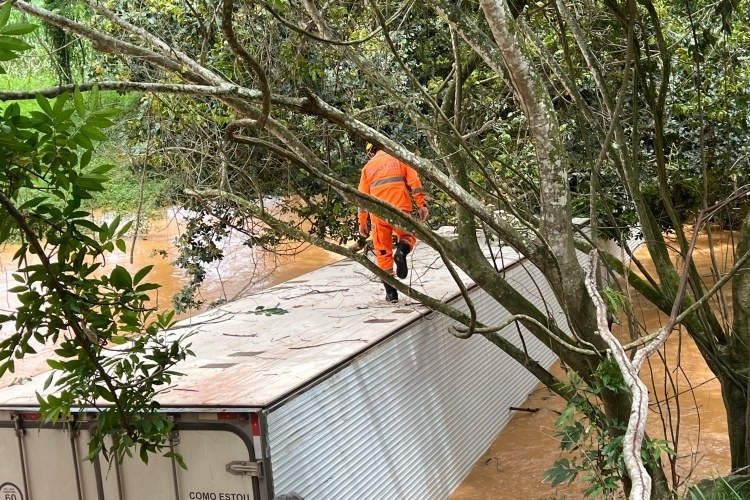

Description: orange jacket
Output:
[358,151,426,226]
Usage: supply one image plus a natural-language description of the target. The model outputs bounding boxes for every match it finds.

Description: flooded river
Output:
[0,208,342,385]
[452,231,733,498]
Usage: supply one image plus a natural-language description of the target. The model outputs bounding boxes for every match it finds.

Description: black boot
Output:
[383,281,398,303]
[394,241,411,279]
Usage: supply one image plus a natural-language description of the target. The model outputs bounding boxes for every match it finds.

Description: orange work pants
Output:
[371,215,417,275]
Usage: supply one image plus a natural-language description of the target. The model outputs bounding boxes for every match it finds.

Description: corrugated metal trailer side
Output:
[0,410,262,500]
[263,255,568,499]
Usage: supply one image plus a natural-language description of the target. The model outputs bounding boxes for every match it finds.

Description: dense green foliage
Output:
[0,2,191,463]
[544,361,674,496]
[80,0,750,240]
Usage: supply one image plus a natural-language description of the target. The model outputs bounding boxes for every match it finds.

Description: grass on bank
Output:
[83,158,170,216]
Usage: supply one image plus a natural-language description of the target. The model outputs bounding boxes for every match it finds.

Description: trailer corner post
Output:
[13,414,31,500]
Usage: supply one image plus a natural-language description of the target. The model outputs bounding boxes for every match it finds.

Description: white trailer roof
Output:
[0,228,524,409]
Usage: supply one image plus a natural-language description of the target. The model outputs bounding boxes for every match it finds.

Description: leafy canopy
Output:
[0,0,192,464]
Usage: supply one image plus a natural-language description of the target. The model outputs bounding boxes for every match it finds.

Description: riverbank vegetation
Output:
[1,9,170,217]
[0,5,190,464]
[4,0,750,497]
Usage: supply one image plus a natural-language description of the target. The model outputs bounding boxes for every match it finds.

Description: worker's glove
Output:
[358,223,370,238]
[417,206,429,222]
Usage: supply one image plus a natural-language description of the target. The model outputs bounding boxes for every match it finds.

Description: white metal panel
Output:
[0,424,26,499]
[23,427,83,500]
[266,257,562,500]
[97,427,257,500]
[174,429,256,500]
[104,442,175,500]
[0,420,99,500]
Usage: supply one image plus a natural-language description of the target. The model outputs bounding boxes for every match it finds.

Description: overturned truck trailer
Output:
[0,224,623,500]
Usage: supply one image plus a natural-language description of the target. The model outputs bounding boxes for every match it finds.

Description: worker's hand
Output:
[358,223,370,238]
[417,206,429,221]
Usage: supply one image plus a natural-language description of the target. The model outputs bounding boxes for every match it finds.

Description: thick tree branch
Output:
[585,251,651,500]
[0,81,305,109]
[479,0,579,291]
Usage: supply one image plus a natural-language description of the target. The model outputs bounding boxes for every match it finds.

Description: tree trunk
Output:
[721,381,748,471]
[43,0,72,84]
[731,212,750,471]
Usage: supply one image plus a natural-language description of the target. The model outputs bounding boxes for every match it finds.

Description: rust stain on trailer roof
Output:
[0,228,523,409]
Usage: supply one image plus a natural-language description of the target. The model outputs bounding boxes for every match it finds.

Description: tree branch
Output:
[0,81,305,110]
[221,0,270,129]
[585,251,651,500]
[0,189,132,433]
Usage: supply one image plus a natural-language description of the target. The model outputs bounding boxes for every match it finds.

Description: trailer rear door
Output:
[0,411,261,500]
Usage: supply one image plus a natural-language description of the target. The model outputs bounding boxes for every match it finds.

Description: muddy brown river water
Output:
[0,208,341,385]
[452,231,734,499]
[0,218,735,498]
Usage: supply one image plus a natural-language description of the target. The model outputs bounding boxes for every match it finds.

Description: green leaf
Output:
[153,417,166,432]
[93,108,119,118]
[73,86,85,116]
[80,124,108,142]
[109,216,121,237]
[133,265,154,285]
[90,163,116,175]
[35,93,54,116]
[43,372,54,391]
[543,458,578,487]
[110,265,132,290]
[0,22,38,36]
[118,220,133,238]
[0,35,32,51]
[157,310,175,327]
[163,451,188,470]
[89,84,100,111]
[98,388,116,403]
[116,238,126,253]
[17,196,49,211]
[72,132,93,150]
[86,116,115,128]
[0,47,17,61]
[47,359,65,370]
[3,101,18,117]
[75,174,106,191]
[253,304,287,316]
[0,1,11,29]
[73,218,101,233]
[136,283,161,292]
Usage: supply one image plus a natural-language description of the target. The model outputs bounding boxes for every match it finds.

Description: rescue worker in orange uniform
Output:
[358,144,429,303]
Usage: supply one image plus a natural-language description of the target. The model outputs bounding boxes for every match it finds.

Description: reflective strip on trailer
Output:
[250,413,263,467]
